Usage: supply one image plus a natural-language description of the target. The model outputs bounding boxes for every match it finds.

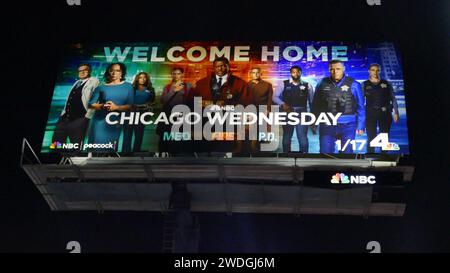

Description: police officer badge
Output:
[380,83,387,88]
[341,85,350,91]
[300,85,306,90]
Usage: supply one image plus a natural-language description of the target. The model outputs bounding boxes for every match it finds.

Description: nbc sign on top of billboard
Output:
[41,42,409,155]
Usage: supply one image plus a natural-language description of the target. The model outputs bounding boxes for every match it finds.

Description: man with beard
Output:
[187,57,253,153]
[188,57,252,107]
[273,65,314,153]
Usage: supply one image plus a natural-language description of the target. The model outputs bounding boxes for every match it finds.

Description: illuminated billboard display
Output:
[41,42,409,155]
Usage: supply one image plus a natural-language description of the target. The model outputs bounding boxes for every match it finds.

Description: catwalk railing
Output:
[20,138,414,216]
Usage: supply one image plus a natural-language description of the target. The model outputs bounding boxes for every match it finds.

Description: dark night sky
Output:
[3,0,450,253]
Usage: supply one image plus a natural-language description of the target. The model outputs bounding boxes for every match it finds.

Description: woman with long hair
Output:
[158,67,193,153]
[121,72,155,153]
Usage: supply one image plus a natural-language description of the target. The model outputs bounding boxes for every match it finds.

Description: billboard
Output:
[41,41,409,155]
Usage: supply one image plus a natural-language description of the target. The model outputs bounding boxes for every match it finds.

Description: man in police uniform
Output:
[273,65,314,153]
[312,59,365,154]
[52,63,99,150]
[363,63,399,153]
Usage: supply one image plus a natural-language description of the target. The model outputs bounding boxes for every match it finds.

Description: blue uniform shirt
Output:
[134,88,155,105]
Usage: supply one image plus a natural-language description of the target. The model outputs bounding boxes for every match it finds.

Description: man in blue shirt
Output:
[312,59,365,154]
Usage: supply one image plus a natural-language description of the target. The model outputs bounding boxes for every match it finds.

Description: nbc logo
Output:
[49,142,79,149]
[383,142,400,151]
[331,173,376,184]
[49,141,62,149]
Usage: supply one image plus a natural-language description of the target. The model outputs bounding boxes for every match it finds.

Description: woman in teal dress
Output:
[88,63,134,151]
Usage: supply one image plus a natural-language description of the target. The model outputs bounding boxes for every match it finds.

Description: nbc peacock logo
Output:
[331,173,350,184]
[331,173,376,184]
[49,141,62,149]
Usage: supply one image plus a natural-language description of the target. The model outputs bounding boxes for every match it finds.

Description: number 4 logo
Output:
[369,133,400,151]
[67,0,81,6]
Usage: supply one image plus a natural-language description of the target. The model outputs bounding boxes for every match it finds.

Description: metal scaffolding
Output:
[20,138,413,216]
[20,138,414,252]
